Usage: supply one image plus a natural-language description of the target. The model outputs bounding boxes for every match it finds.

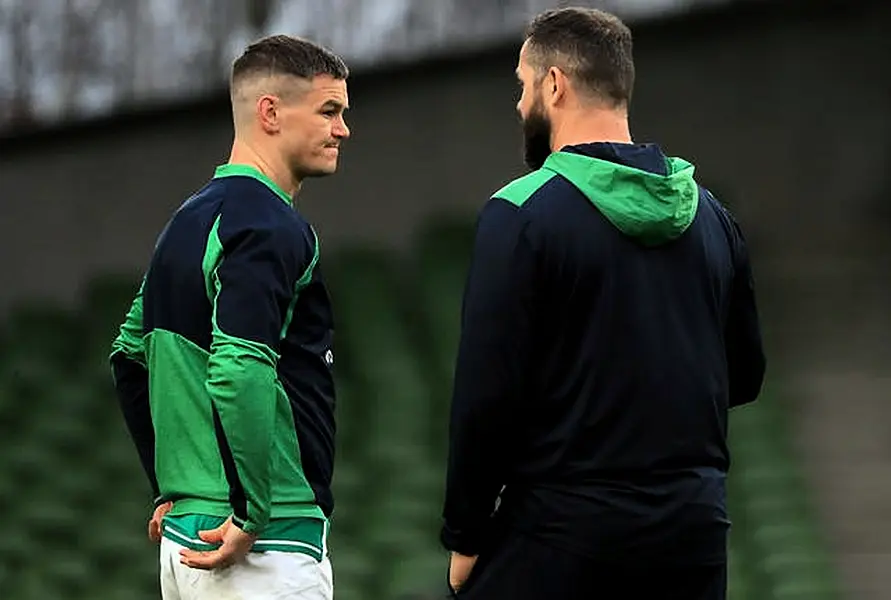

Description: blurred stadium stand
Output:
[0,0,756,133]
[1,0,889,598]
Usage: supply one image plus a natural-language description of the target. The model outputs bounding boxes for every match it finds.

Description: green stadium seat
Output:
[728,398,842,600]
[14,570,70,600]
[0,527,31,565]
[328,543,376,592]
[0,234,845,599]
[1,304,86,374]
[388,550,448,598]
[727,545,750,599]
[5,442,62,489]
[80,273,141,341]
[49,555,94,594]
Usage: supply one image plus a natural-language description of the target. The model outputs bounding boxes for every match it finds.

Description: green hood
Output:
[542,150,699,246]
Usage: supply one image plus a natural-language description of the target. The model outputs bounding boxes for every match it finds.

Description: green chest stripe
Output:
[280,228,320,339]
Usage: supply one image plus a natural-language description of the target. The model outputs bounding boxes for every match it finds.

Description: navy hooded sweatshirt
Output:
[440,142,765,565]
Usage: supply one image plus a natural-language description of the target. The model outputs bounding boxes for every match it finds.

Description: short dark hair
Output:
[524,8,634,108]
[231,34,349,87]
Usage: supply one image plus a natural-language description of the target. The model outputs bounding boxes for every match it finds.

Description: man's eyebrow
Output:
[321,99,348,111]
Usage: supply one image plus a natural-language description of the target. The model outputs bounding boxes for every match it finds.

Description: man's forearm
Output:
[441,198,536,554]
[440,302,522,554]
[111,352,159,499]
[441,433,504,554]
[206,336,278,534]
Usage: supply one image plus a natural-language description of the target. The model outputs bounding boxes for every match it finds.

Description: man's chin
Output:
[299,164,338,179]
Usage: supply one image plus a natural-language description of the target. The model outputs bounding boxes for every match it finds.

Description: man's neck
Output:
[228,140,301,198]
[551,109,632,152]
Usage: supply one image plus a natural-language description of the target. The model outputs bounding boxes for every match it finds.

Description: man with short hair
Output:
[110,35,350,600]
[441,8,765,599]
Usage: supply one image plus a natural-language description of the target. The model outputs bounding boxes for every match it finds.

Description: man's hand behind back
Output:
[148,501,173,543]
[179,516,257,570]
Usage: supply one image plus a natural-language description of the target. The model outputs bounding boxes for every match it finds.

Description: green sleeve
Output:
[109,278,146,365]
[203,217,306,534]
[205,325,279,534]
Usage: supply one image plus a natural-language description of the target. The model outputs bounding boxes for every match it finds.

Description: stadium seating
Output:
[728,397,842,599]
[0,217,840,599]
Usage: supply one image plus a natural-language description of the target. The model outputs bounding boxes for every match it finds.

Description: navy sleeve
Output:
[110,355,161,504]
[109,278,161,504]
[441,198,538,556]
[725,218,766,408]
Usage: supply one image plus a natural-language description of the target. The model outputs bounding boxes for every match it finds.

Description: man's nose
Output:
[334,117,350,139]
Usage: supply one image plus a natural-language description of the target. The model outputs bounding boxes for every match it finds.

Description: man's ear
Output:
[257,95,281,134]
[546,66,566,108]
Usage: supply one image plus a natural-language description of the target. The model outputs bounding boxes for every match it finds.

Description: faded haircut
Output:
[230,34,348,98]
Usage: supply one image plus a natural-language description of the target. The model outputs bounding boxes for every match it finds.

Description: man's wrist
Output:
[231,515,264,536]
[441,523,482,557]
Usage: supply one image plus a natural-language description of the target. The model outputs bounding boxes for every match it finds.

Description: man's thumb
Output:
[198,526,225,543]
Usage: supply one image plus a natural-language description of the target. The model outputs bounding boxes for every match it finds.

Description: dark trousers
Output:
[451,529,727,600]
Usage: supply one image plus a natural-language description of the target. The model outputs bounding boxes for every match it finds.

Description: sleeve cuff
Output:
[232,515,265,535]
[440,523,482,556]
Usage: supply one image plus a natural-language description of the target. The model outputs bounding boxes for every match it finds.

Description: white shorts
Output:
[160,536,333,600]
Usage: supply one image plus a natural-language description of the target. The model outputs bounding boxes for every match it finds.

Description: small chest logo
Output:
[324,349,334,366]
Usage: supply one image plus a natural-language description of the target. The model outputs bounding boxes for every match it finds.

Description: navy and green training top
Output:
[441,142,766,565]
[110,164,335,560]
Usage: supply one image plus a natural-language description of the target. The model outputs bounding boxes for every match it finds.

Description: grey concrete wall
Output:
[1,2,886,314]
